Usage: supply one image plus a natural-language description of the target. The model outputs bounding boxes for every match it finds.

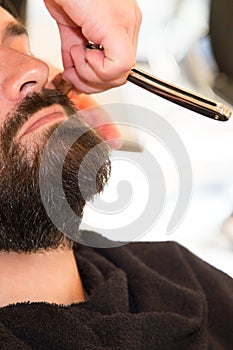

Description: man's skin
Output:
[0,7,89,308]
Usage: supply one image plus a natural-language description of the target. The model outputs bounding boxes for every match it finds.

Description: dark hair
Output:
[0,0,20,19]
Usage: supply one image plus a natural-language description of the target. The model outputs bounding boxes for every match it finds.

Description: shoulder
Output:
[76,230,233,289]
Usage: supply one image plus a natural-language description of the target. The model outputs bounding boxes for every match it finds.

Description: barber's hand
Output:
[44,0,142,93]
[51,71,122,149]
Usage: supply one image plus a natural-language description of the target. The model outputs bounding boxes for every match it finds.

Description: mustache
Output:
[1,88,77,152]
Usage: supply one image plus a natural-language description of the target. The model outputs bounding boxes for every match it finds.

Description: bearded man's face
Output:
[0,7,110,252]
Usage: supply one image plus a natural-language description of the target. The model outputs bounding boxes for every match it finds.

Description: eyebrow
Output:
[2,21,28,41]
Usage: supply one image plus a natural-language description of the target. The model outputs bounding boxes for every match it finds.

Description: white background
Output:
[26,0,233,277]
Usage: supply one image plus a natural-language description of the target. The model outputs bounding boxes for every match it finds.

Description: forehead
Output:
[0,5,15,23]
[0,6,15,34]
[0,0,19,16]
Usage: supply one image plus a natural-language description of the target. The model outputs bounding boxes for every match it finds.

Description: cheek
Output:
[0,100,15,127]
[0,100,17,158]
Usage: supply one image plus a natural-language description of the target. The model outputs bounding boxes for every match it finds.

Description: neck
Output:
[0,247,85,308]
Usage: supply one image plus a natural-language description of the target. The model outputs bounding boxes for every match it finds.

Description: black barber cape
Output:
[0,230,232,350]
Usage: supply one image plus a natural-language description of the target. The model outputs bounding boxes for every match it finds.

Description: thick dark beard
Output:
[0,89,111,252]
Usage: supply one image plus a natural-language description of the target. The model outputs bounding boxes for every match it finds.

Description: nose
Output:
[0,47,49,101]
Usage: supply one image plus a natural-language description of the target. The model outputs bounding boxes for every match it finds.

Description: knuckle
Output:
[124,57,136,71]
[136,6,143,25]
